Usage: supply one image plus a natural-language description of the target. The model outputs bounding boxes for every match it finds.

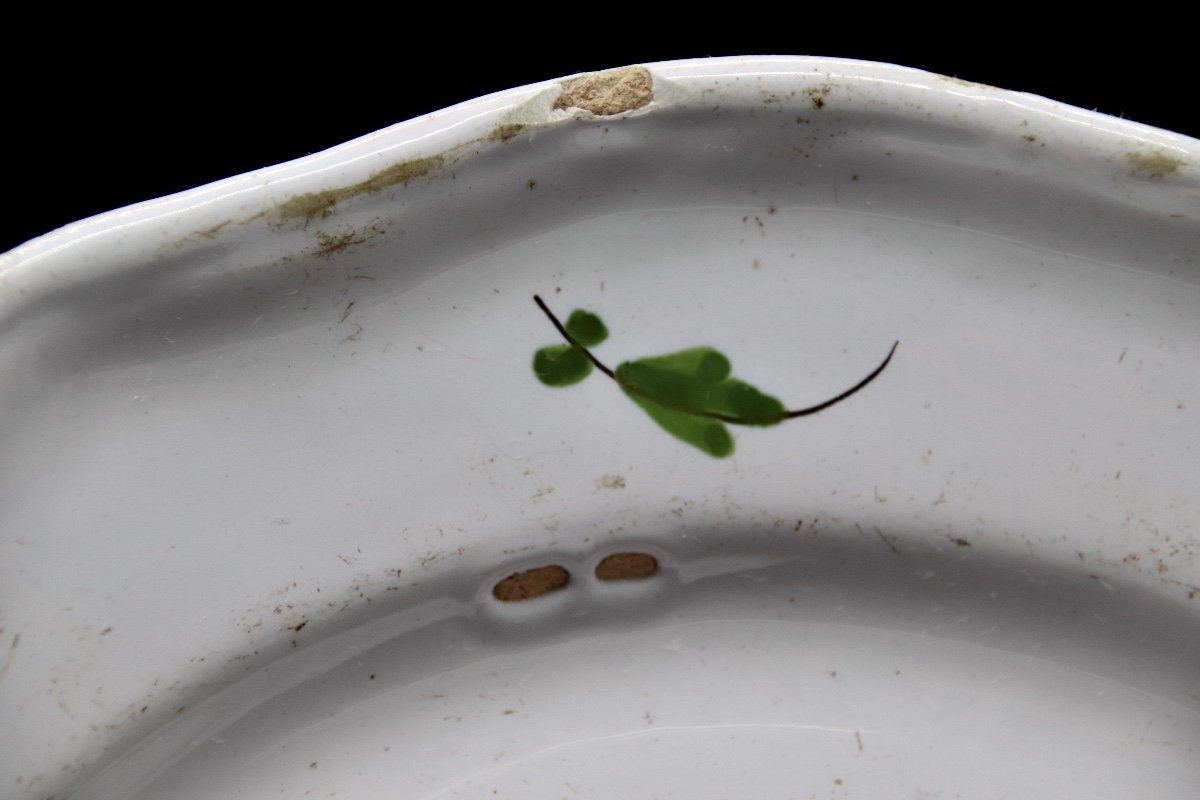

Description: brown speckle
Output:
[309,762,317,770]
[1126,148,1185,178]
[554,67,654,116]
[937,74,991,90]
[493,565,571,601]
[527,179,537,190]
[290,621,307,632]
[196,219,233,239]
[594,474,626,490]
[873,527,901,556]
[948,537,971,548]
[278,155,445,222]
[314,220,384,258]
[595,552,659,581]
[490,123,526,142]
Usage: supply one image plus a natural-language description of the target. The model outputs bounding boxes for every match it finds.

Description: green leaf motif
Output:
[565,309,608,347]
[620,385,734,458]
[531,296,896,460]
[614,347,785,457]
[533,344,591,386]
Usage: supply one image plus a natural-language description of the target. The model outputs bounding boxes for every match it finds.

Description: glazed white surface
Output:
[1,57,1197,798]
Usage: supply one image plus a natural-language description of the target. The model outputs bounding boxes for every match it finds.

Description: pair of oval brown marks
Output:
[492,552,659,602]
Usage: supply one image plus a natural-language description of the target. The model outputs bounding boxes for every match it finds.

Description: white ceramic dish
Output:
[2,57,1198,799]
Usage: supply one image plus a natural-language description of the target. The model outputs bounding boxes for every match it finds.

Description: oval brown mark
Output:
[492,565,570,602]
[595,552,659,582]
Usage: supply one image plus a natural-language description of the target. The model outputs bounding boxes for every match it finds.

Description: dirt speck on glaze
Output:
[554,67,653,116]
[0,632,18,682]
[493,565,570,601]
[935,73,993,90]
[594,474,626,490]
[313,220,384,258]
[1126,148,1185,178]
[490,123,527,142]
[277,155,445,222]
[595,552,659,581]
[807,85,832,110]
[196,219,233,239]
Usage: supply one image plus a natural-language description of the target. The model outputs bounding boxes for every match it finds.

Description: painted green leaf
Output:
[531,294,896,459]
[703,377,787,427]
[612,347,787,455]
[622,347,730,383]
[620,385,734,458]
[533,344,592,386]
[565,309,608,347]
[617,350,785,421]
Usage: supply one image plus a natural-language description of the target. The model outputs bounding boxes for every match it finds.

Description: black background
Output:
[6,37,1194,254]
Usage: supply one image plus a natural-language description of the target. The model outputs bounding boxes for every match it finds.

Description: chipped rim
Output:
[2,56,1196,280]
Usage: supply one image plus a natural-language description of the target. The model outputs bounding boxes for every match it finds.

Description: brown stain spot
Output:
[527,179,537,190]
[278,155,445,222]
[196,219,233,239]
[594,474,626,490]
[873,527,901,556]
[490,123,526,142]
[949,537,972,548]
[290,621,307,632]
[554,67,654,116]
[595,552,659,581]
[1126,149,1185,178]
[313,221,384,258]
[492,564,571,601]
[807,85,831,110]
[936,74,991,90]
